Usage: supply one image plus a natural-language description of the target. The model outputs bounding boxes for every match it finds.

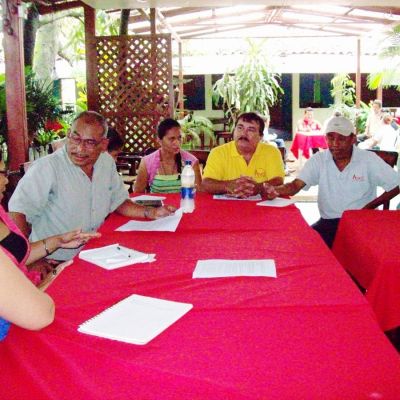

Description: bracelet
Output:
[43,239,51,256]
[144,206,151,219]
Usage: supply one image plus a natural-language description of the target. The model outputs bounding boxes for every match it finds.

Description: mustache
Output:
[238,136,250,142]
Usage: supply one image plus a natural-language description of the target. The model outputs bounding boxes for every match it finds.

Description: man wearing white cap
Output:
[263,115,399,247]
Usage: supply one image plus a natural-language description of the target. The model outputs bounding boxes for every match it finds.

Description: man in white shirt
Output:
[9,111,175,261]
[358,112,398,150]
[263,115,399,247]
[359,99,383,142]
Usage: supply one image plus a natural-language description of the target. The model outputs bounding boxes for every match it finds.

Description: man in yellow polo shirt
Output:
[201,112,284,198]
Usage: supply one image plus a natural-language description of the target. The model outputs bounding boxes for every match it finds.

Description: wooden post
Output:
[355,38,361,109]
[150,8,156,35]
[3,0,29,170]
[178,42,184,118]
[377,85,383,102]
[84,5,98,111]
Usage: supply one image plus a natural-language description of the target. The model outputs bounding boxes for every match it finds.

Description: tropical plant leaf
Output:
[212,39,283,124]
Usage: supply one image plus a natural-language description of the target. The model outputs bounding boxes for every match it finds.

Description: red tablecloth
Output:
[1,194,400,399]
[290,132,328,159]
[333,209,400,331]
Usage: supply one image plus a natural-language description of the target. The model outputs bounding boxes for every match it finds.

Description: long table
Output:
[1,194,400,399]
[333,209,400,332]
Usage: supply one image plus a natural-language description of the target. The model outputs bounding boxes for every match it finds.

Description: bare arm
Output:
[116,199,176,219]
[363,186,400,210]
[26,230,101,265]
[263,178,306,199]
[193,161,203,191]
[201,177,232,195]
[8,212,30,238]
[202,176,284,198]
[133,159,148,193]
[266,176,284,186]
[0,249,54,330]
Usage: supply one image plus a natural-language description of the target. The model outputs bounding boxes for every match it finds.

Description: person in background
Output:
[0,152,101,339]
[263,115,399,247]
[134,118,202,193]
[296,107,322,133]
[9,111,175,262]
[359,113,398,151]
[262,113,286,154]
[358,99,383,142]
[107,128,124,161]
[201,112,284,198]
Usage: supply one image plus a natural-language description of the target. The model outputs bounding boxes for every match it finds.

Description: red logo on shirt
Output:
[352,174,365,182]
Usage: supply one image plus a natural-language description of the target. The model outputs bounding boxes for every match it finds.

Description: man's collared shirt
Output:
[203,141,284,183]
[298,145,399,219]
[9,146,129,260]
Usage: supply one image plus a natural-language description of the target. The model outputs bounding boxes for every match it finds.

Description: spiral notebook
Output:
[78,294,193,345]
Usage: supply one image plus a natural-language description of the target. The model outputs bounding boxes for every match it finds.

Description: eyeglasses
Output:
[67,133,103,150]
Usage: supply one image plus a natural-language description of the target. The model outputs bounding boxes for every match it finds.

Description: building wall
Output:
[190,73,334,139]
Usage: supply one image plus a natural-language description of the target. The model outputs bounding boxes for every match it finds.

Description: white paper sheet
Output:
[79,244,155,270]
[256,198,295,207]
[213,194,262,201]
[193,259,277,278]
[116,209,183,232]
[78,294,193,345]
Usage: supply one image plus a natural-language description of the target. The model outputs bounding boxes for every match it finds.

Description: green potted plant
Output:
[177,113,215,150]
[0,67,62,143]
[212,39,283,127]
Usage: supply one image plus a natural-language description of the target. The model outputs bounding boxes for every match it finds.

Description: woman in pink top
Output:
[134,118,202,193]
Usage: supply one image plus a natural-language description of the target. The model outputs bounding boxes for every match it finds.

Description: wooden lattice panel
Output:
[94,34,173,154]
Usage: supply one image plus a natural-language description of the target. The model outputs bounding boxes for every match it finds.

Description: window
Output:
[211,74,223,110]
[299,73,334,108]
[183,75,205,110]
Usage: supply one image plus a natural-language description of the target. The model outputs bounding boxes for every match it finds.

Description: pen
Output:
[116,246,132,258]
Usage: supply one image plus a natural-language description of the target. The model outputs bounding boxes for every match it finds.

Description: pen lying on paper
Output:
[116,246,132,258]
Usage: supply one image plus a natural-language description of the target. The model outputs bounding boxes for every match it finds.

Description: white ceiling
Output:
[82,1,400,8]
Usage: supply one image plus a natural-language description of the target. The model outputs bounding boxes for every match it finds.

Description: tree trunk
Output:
[119,9,130,35]
[24,5,40,67]
[33,16,59,82]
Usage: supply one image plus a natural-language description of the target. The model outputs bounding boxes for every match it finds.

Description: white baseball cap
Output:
[323,116,354,137]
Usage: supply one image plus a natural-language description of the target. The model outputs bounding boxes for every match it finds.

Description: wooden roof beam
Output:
[286,6,400,25]
[36,1,84,15]
[127,7,212,24]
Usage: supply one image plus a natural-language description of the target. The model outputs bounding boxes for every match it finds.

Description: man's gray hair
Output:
[72,111,108,137]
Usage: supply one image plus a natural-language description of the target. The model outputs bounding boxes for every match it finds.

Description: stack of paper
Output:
[116,209,183,232]
[79,244,155,270]
[78,294,193,345]
[213,194,262,201]
[193,259,277,278]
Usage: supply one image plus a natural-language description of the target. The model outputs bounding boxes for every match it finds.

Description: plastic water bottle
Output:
[180,160,195,213]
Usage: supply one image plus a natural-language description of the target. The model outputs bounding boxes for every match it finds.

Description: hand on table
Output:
[227,176,258,198]
[58,229,101,249]
[148,205,177,219]
[262,183,279,200]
